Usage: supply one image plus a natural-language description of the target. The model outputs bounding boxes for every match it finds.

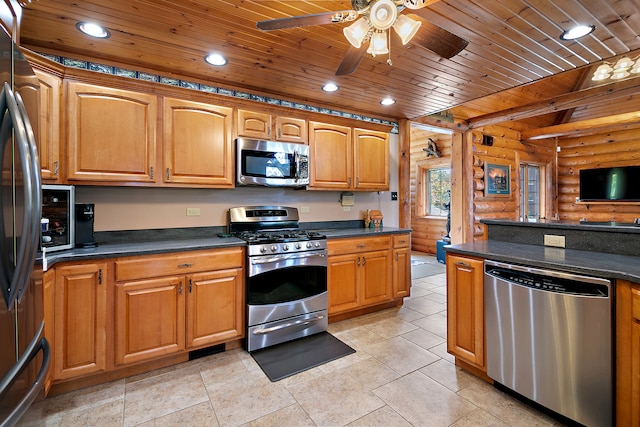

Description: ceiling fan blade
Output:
[335,45,367,76]
[257,10,354,31]
[406,14,468,59]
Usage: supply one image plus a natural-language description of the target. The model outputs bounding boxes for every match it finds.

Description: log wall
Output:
[468,128,555,241]
[557,128,640,222]
[409,128,451,254]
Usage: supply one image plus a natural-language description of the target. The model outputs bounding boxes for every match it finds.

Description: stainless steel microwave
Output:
[236,138,309,187]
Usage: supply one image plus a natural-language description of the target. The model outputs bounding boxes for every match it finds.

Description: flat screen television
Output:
[579,166,640,201]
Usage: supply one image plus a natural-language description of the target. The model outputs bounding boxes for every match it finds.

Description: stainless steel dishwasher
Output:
[484,260,613,427]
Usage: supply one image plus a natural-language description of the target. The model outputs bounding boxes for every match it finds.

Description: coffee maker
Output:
[75,203,97,248]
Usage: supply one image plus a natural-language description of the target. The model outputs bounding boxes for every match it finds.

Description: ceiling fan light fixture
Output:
[560,24,595,40]
[591,64,612,81]
[367,31,389,56]
[76,22,110,39]
[369,0,398,30]
[343,18,370,48]
[613,56,634,72]
[393,14,421,45]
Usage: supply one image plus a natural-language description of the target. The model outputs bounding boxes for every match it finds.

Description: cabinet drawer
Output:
[392,234,410,248]
[328,236,390,256]
[115,247,243,281]
[632,286,640,321]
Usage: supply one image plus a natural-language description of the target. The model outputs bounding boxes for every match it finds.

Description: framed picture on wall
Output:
[485,161,511,196]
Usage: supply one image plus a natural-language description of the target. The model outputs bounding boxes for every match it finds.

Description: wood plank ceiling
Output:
[17,0,640,123]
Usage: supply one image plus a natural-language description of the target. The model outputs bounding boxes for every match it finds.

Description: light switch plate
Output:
[186,207,201,216]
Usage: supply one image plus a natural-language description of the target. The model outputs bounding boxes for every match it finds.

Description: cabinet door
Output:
[237,109,271,139]
[186,268,244,349]
[360,250,391,307]
[114,276,185,365]
[66,82,157,183]
[43,269,54,392]
[163,98,233,186]
[54,262,108,380]
[392,247,411,298]
[309,122,352,189]
[328,253,360,314]
[446,254,485,369]
[275,116,307,143]
[353,128,389,190]
[616,280,640,427]
[21,70,61,181]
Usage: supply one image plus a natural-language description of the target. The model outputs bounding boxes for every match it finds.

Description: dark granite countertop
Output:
[445,240,640,283]
[481,218,640,233]
[42,226,411,269]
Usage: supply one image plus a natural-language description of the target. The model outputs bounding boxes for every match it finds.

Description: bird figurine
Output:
[423,138,441,157]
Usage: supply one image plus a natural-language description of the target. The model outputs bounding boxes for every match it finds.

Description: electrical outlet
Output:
[391,192,398,201]
[300,206,310,213]
[186,207,201,216]
[543,234,565,248]
[342,206,351,212]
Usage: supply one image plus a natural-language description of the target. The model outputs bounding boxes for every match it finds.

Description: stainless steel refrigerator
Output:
[0,24,50,427]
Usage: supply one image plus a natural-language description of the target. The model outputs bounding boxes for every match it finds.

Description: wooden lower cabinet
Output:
[392,234,411,298]
[53,262,108,380]
[115,276,186,365]
[327,235,393,316]
[616,280,640,427]
[114,247,244,367]
[186,269,244,348]
[446,253,485,371]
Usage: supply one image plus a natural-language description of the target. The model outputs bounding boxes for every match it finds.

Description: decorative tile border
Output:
[43,53,399,134]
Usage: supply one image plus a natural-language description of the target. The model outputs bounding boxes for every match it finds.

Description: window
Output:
[425,167,451,216]
[520,164,543,220]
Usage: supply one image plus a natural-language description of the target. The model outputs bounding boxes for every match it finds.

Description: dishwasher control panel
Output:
[485,265,609,297]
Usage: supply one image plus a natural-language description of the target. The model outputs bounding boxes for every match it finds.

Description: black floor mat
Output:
[250,332,355,382]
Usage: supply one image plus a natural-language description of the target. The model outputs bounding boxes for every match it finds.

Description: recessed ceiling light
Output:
[322,82,339,92]
[76,22,110,39]
[380,97,395,106]
[560,24,595,40]
[204,53,227,66]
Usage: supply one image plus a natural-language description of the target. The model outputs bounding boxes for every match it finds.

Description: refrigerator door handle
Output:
[13,89,42,301]
[1,83,40,306]
[0,323,50,427]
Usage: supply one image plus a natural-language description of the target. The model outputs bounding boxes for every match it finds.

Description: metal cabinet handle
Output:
[455,261,470,267]
[150,166,154,179]
[395,253,399,261]
[178,263,192,268]
[179,281,183,295]
[189,279,192,293]
[54,160,59,176]
[166,167,171,180]
[98,269,103,285]
[362,256,366,265]
[357,244,365,248]
[357,257,361,266]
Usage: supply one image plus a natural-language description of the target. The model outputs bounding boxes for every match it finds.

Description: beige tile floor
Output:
[20,253,565,427]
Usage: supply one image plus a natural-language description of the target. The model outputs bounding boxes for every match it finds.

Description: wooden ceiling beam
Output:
[521,110,640,140]
[467,76,640,129]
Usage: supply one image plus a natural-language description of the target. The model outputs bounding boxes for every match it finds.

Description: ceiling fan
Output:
[256,0,468,75]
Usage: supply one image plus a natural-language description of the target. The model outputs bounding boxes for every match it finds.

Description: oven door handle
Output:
[252,315,325,335]
[250,251,326,265]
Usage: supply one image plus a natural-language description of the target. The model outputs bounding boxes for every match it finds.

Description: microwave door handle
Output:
[294,150,300,181]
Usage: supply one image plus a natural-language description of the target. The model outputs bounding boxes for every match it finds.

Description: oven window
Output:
[243,150,294,178]
[248,265,327,305]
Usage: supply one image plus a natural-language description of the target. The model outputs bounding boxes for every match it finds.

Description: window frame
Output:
[416,159,451,218]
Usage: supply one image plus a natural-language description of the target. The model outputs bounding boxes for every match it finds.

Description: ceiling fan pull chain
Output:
[387,29,393,66]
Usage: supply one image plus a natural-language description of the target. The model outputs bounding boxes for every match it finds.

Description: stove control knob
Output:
[283,244,290,251]
[306,242,313,248]
[260,246,267,253]
[314,242,321,248]
[295,243,302,249]
[271,245,277,252]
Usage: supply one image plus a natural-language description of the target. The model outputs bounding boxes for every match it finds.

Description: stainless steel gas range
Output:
[228,206,328,352]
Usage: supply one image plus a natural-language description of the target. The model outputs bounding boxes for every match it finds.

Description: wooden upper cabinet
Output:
[66,82,157,183]
[163,97,233,187]
[237,109,307,143]
[353,128,389,190]
[18,70,61,181]
[275,116,307,143]
[309,122,389,191]
[236,109,271,139]
[309,121,352,189]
